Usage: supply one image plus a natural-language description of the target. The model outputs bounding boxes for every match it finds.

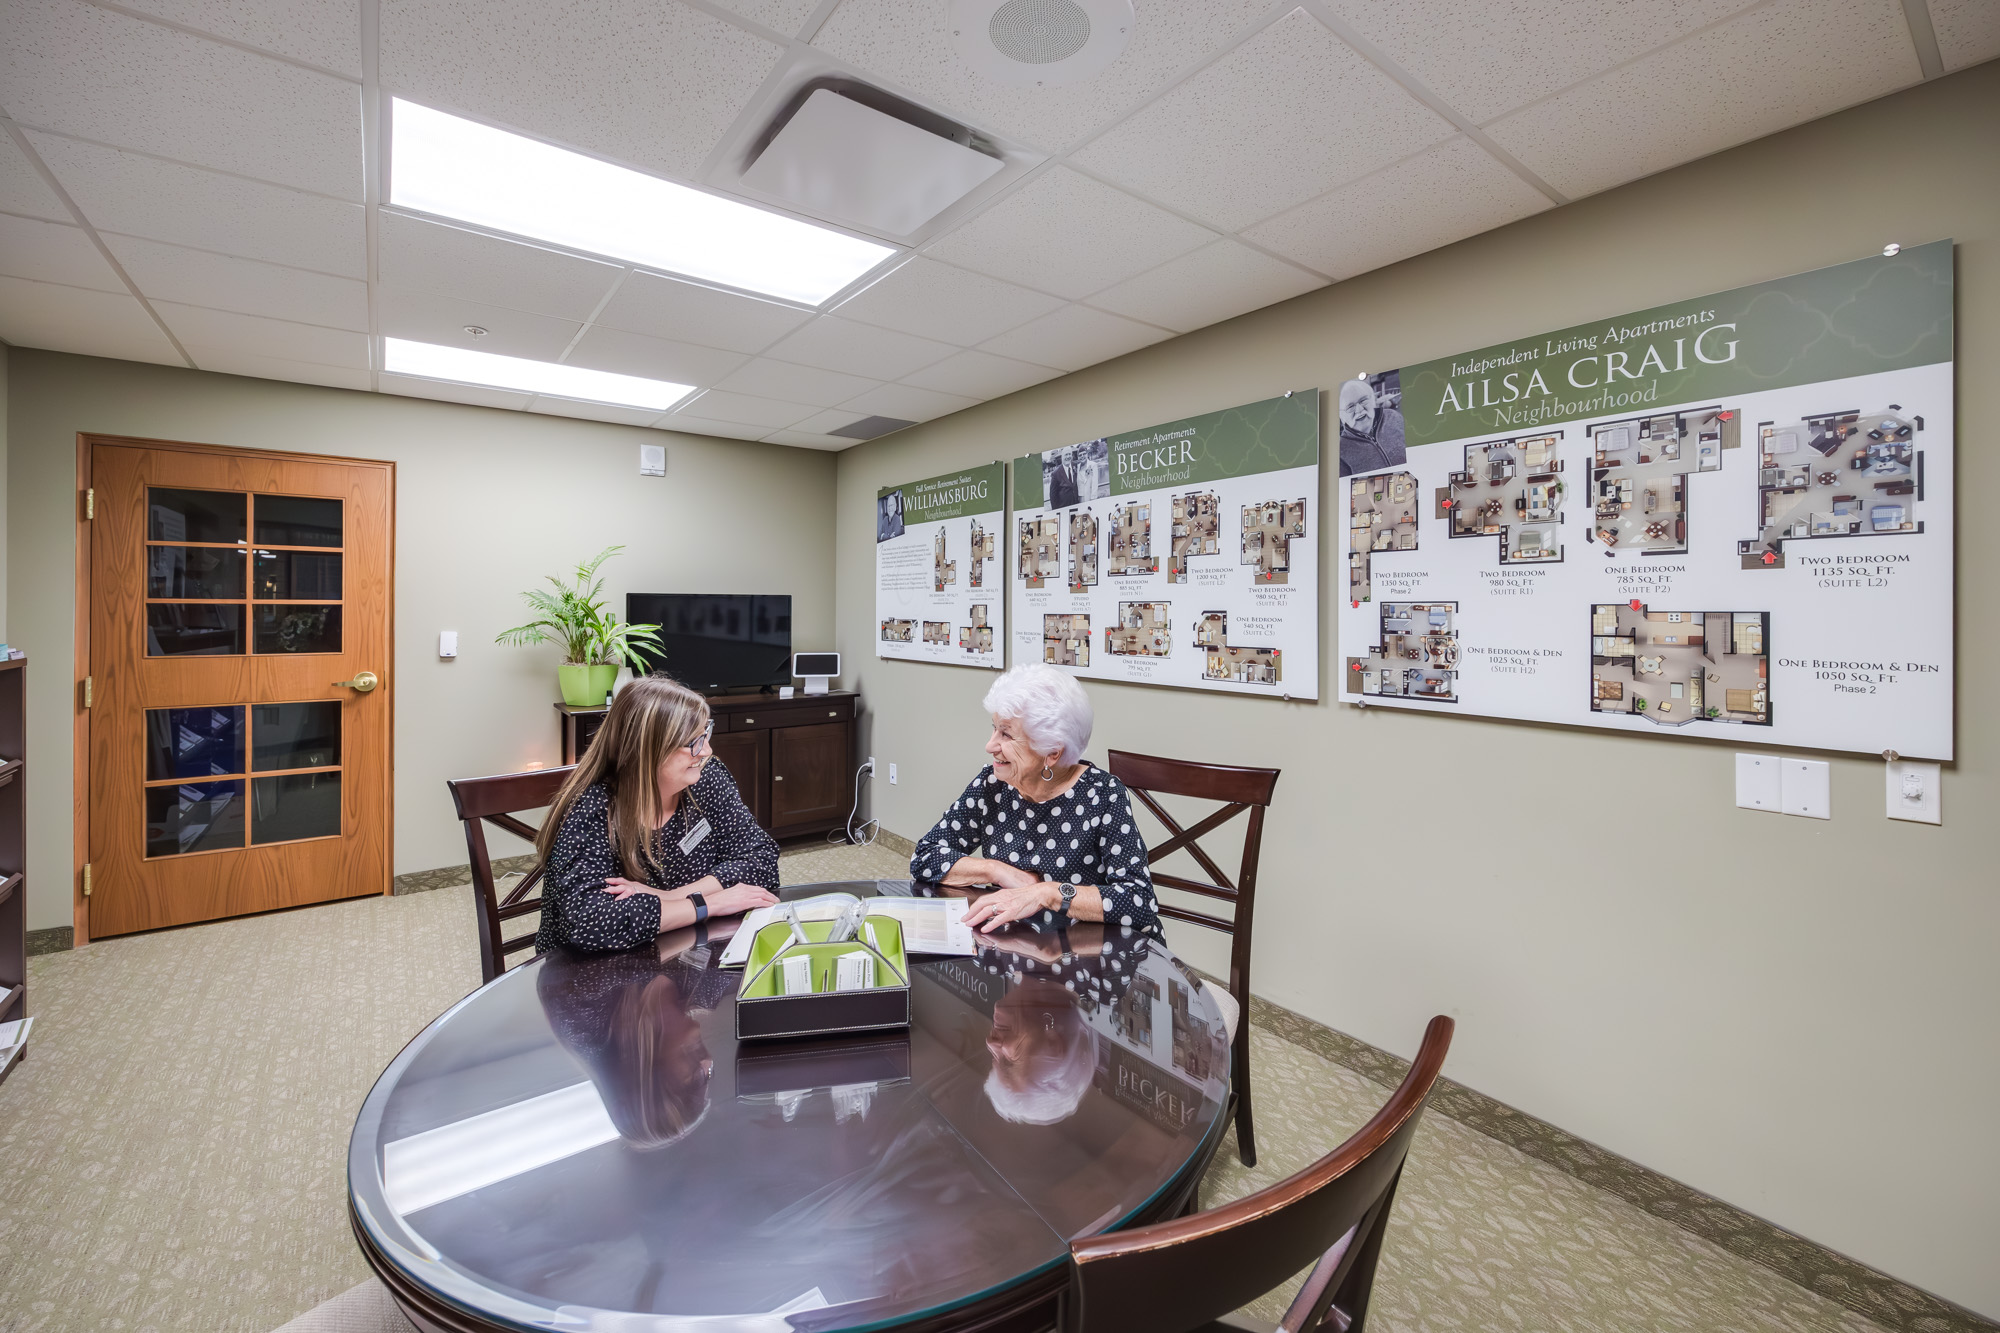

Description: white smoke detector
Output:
[947,0,1135,88]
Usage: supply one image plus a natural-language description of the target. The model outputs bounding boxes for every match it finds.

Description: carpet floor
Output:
[0,842,1888,1333]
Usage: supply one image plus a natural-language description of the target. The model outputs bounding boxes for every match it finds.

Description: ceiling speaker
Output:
[947,0,1134,88]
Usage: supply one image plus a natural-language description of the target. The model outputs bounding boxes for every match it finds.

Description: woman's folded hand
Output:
[712,882,779,917]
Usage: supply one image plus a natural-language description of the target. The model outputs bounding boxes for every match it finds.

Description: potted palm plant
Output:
[497,546,664,706]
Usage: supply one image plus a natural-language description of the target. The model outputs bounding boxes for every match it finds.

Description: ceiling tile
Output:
[657,413,772,441]
[811,0,1274,153]
[379,0,782,181]
[763,429,854,451]
[838,381,977,423]
[0,214,126,292]
[789,407,874,436]
[526,398,663,426]
[672,389,816,429]
[979,304,1171,373]
[901,349,1062,399]
[1484,0,1922,199]
[110,0,364,77]
[924,166,1215,300]
[564,325,749,388]
[1322,0,1757,125]
[705,0,821,38]
[715,358,883,408]
[2,0,363,199]
[105,234,368,329]
[1929,0,2000,70]
[833,258,1064,346]
[379,286,582,361]
[1245,136,1550,281]
[765,315,956,379]
[25,132,366,277]
[592,270,813,354]
[156,301,369,368]
[0,273,184,364]
[0,132,71,221]
[378,212,624,322]
[1087,240,1324,333]
[380,373,531,410]
[1071,10,1454,232]
[197,351,370,391]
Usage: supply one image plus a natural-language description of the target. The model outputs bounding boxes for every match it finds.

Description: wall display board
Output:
[876,462,1005,668]
[1337,241,1954,759]
[1011,393,1321,699]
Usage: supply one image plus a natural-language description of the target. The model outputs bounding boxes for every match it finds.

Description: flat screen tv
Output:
[626,594,793,694]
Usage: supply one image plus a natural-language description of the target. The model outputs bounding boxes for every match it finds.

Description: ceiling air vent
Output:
[948,0,1134,87]
[828,415,918,442]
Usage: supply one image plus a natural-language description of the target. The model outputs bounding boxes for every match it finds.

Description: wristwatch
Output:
[688,891,709,924]
[1057,883,1077,919]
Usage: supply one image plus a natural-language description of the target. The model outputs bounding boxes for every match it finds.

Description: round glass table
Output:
[349,880,1232,1333]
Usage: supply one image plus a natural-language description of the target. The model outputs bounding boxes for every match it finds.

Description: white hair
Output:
[983,664,1093,765]
[984,1006,1098,1125]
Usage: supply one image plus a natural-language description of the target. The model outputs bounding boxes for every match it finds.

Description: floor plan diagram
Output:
[960,604,993,654]
[1106,601,1171,656]
[880,618,914,642]
[922,620,951,644]
[1068,508,1099,591]
[1107,501,1158,576]
[1345,601,1459,702]
[968,519,996,588]
[1591,604,1770,725]
[1588,406,1732,555]
[1018,516,1061,588]
[1448,432,1565,563]
[1736,406,1924,569]
[1044,613,1091,667]
[1348,472,1419,603]
[1195,612,1280,685]
[1241,500,1307,585]
[933,527,956,591]
[1169,491,1221,583]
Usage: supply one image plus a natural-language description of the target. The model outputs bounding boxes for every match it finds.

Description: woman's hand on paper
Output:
[711,882,779,917]
[963,881,1061,933]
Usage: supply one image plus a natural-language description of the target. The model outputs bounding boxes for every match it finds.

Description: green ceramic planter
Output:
[559,663,619,707]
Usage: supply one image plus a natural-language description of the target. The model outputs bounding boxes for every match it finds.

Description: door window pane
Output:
[253,550,343,599]
[252,702,340,771]
[149,547,246,599]
[253,604,341,654]
[254,494,342,547]
[146,780,245,857]
[148,604,245,656]
[146,706,244,780]
[149,488,245,544]
[252,772,341,844]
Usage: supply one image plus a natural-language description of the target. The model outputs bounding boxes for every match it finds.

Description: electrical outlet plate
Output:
[1885,759,1941,824]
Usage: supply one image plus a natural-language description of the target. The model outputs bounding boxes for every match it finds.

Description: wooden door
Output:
[85,438,393,937]
[770,724,845,828]
[710,729,768,829]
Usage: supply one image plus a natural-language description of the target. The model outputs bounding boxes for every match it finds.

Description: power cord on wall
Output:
[827,757,880,847]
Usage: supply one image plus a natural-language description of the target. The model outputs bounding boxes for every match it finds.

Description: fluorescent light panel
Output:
[385,338,694,411]
[390,100,898,306]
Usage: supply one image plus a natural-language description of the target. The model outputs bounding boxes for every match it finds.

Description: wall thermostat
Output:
[793,652,840,695]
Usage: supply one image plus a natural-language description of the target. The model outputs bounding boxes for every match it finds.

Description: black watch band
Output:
[1057,883,1077,918]
[688,891,709,924]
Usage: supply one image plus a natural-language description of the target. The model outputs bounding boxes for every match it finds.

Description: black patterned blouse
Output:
[909,762,1160,931]
[535,760,778,954]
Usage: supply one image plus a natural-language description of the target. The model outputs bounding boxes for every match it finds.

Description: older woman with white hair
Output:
[910,663,1159,934]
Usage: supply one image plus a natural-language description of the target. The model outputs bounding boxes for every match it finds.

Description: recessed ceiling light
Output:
[389,100,898,306]
[384,338,694,412]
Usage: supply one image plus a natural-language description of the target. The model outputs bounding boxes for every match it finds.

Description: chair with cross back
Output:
[1106,749,1281,1167]
[446,765,574,984]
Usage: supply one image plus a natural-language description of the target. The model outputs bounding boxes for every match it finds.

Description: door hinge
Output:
[83,863,93,897]
[82,675,93,709]
[85,487,94,519]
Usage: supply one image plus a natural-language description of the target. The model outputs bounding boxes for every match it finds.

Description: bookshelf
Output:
[0,654,25,1084]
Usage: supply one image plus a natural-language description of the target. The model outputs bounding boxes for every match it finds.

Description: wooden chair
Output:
[446,766,574,984]
[1070,1016,1454,1333]
[1107,749,1280,1167]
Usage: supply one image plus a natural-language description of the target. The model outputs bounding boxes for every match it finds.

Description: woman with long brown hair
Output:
[534,675,778,953]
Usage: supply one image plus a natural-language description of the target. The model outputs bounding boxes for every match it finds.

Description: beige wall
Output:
[832,66,1999,1318]
[5,350,837,932]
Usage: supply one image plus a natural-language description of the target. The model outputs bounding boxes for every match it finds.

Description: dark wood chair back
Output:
[446,765,574,984]
[1070,1016,1454,1333]
[1105,748,1280,1166]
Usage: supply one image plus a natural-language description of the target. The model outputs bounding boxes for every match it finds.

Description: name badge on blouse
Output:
[678,818,712,855]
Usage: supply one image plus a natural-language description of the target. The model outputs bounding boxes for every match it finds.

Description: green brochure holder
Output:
[735,915,912,1041]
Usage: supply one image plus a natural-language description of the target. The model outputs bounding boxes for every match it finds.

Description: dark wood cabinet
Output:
[558,691,858,842]
[0,656,26,1085]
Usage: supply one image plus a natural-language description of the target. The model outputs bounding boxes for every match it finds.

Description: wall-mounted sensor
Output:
[1882,242,1901,256]
[640,443,666,476]
[439,630,459,658]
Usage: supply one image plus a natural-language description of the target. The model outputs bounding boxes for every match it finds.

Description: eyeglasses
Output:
[686,720,715,755]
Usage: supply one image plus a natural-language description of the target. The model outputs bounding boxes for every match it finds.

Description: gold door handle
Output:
[333,671,379,692]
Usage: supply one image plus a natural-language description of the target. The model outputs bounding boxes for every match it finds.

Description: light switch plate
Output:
[1780,758,1830,819]
[1735,753,1780,812]
[1885,759,1941,824]
[439,630,458,659]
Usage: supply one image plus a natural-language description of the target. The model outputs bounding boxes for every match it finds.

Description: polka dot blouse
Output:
[535,760,778,955]
[910,762,1160,932]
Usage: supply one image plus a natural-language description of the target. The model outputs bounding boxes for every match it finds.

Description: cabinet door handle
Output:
[828,710,838,717]
[774,774,784,781]
[745,717,755,724]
